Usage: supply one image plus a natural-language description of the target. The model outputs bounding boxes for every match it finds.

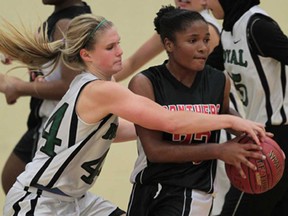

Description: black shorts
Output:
[110,207,126,216]
[221,124,288,216]
[127,183,213,216]
[13,127,39,164]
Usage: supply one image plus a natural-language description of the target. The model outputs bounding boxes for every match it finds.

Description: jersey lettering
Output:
[172,131,211,143]
[164,104,220,114]
[230,73,248,106]
[40,103,68,157]
[102,123,118,140]
[223,49,248,67]
[166,104,215,144]
[81,150,109,184]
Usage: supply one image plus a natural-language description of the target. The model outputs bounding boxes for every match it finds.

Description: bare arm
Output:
[137,125,264,176]
[114,118,137,143]
[207,23,220,53]
[76,75,266,144]
[113,33,164,82]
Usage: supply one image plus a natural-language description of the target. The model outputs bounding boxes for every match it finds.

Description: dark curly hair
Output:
[154,5,207,43]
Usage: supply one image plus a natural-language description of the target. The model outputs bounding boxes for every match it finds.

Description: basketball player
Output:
[0,0,92,194]
[0,13,266,215]
[206,0,288,215]
[126,6,265,216]
[112,2,240,214]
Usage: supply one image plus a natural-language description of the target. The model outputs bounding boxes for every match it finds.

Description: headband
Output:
[87,19,107,40]
[83,18,107,47]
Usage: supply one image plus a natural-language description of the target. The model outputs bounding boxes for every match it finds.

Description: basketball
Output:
[225,136,285,194]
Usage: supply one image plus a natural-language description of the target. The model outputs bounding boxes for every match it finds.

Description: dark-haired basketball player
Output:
[126,5,266,216]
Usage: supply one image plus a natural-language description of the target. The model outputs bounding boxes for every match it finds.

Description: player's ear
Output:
[164,38,174,52]
[79,48,92,62]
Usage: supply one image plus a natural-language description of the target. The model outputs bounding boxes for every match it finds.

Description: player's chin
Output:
[194,61,206,71]
[113,65,123,74]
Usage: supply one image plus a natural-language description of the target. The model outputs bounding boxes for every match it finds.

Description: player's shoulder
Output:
[204,64,226,82]
[205,64,223,74]
[248,13,278,32]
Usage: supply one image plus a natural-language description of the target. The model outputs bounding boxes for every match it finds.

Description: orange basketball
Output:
[225,136,285,194]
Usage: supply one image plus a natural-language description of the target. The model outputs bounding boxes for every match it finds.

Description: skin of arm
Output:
[126,72,265,178]
[113,118,137,143]
[76,73,266,145]
[207,23,220,53]
[0,19,81,104]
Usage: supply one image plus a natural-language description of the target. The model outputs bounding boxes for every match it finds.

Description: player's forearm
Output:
[169,112,235,135]
[17,79,68,100]
[147,142,220,163]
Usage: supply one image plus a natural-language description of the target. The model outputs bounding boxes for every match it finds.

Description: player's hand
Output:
[229,117,266,145]
[0,53,12,65]
[218,135,266,179]
[0,74,22,104]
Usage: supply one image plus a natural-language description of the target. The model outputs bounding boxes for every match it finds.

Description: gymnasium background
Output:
[0,0,287,210]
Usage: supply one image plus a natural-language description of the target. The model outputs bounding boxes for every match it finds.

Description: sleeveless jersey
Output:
[221,6,288,126]
[130,62,226,193]
[17,72,118,198]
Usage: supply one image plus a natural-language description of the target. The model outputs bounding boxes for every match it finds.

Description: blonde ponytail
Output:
[0,19,63,71]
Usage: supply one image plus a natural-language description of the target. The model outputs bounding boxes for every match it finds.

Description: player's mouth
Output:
[194,56,207,61]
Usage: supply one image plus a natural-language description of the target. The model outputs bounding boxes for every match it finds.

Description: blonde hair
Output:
[0,14,113,72]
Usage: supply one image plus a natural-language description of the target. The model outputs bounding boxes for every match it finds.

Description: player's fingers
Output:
[247,130,260,145]
[6,95,16,105]
[251,125,266,145]
[242,143,262,151]
[245,123,266,145]
[267,132,274,137]
[261,132,274,141]
[237,166,247,179]
[242,159,257,171]
[255,124,266,138]
[246,150,266,161]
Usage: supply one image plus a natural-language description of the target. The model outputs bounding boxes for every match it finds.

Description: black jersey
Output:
[131,62,226,193]
[46,2,91,40]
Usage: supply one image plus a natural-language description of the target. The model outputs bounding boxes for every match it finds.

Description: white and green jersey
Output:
[221,6,288,126]
[17,72,118,198]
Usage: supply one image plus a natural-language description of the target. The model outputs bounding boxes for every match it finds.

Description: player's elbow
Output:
[161,118,184,135]
[146,149,167,163]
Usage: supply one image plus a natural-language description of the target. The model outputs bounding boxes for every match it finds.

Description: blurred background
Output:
[0,0,287,211]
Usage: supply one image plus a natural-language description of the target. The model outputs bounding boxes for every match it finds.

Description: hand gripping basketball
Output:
[225,136,285,194]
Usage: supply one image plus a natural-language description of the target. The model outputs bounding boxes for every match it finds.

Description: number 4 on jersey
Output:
[40,103,69,157]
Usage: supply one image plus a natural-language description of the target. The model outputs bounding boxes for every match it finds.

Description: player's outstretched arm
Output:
[77,79,266,145]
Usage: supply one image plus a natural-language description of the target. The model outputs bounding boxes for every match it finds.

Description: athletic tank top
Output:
[221,6,288,126]
[130,62,226,193]
[18,73,118,198]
